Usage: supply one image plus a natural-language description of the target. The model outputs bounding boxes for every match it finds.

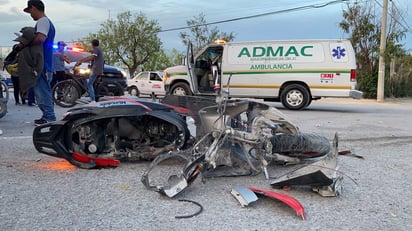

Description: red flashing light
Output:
[68,46,84,52]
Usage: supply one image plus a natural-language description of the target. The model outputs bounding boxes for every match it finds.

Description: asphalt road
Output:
[1,94,411,231]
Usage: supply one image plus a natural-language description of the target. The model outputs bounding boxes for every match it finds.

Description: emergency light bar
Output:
[214,39,226,44]
[52,44,84,52]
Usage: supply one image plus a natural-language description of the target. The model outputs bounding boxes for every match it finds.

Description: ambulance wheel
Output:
[306,98,313,107]
[280,84,310,110]
[171,82,192,96]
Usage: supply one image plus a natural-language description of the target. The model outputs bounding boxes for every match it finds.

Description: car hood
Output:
[65,62,122,71]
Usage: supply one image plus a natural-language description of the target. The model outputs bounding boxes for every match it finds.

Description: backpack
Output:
[3,46,20,76]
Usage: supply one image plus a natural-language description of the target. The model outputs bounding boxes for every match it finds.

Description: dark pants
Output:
[11,75,22,104]
[28,88,36,105]
[51,71,66,90]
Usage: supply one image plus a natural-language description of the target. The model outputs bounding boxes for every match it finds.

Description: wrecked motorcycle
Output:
[142,74,342,198]
[32,74,343,198]
[33,96,192,169]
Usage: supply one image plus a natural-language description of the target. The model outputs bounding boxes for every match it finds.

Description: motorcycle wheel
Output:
[95,83,111,102]
[52,80,81,108]
[0,81,9,102]
[0,101,7,119]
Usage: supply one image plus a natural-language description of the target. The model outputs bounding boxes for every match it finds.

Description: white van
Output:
[163,39,362,110]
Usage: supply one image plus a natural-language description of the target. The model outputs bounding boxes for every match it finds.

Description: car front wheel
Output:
[128,86,139,96]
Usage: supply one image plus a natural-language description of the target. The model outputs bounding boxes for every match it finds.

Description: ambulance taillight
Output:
[350,69,356,82]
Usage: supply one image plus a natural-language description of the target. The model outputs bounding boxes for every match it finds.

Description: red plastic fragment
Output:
[73,153,120,168]
[282,186,291,191]
[248,187,306,220]
[93,157,120,167]
[338,150,352,155]
[338,150,364,159]
[72,152,90,163]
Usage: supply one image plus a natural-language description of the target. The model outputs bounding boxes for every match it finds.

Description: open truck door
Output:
[186,42,199,94]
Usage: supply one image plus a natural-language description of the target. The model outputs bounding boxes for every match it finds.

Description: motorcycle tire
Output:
[1,81,10,102]
[95,83,111,102]
[0,101,7,119]
[270,132,331,158]
[52,80,81,108]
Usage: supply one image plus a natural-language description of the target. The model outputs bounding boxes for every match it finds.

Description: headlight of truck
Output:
[121,70,127,78]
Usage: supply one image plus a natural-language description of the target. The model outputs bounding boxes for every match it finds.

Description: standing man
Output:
[75,39,104,102]
[51,41,70,89]
[23,0,56,125]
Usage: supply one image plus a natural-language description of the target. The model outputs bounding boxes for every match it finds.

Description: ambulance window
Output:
[195,46,223,68]
[195,51,210,68]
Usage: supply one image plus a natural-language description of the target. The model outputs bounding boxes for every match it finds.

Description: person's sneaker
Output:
[34,118,48,126]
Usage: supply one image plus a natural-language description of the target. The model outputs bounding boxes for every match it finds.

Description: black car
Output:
[64,51,127,96]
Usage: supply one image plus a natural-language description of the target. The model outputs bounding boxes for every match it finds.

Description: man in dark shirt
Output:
[75,39,104,102]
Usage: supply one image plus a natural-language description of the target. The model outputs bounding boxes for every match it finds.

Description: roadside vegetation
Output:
[340,2,412,98]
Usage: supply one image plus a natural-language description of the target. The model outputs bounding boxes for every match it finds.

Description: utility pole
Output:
[377,0,388,102]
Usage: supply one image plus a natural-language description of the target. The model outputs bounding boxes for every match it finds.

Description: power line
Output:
[373,0,411,32]
[160,0,350,32]
[391,1,412,32]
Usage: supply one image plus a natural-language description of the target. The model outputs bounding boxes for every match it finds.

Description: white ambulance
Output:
[163,39,362,110]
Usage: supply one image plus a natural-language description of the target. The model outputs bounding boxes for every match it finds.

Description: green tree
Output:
[179,13,236,54]
[83,11,163,77]
[387,54,412,97]
[140,49,169,72]
[339,2,410,98]
[340,2,381,98]
[139,48,184,72]
[167,48,185,66]
[382,4,411,97]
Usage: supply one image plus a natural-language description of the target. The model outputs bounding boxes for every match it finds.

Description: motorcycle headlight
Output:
[77,68,90,75]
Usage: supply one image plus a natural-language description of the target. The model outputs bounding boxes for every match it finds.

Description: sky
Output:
[0,0,411,56]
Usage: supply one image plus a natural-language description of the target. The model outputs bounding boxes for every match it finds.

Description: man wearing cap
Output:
[23,0,56,125]
[51,41,70,89]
